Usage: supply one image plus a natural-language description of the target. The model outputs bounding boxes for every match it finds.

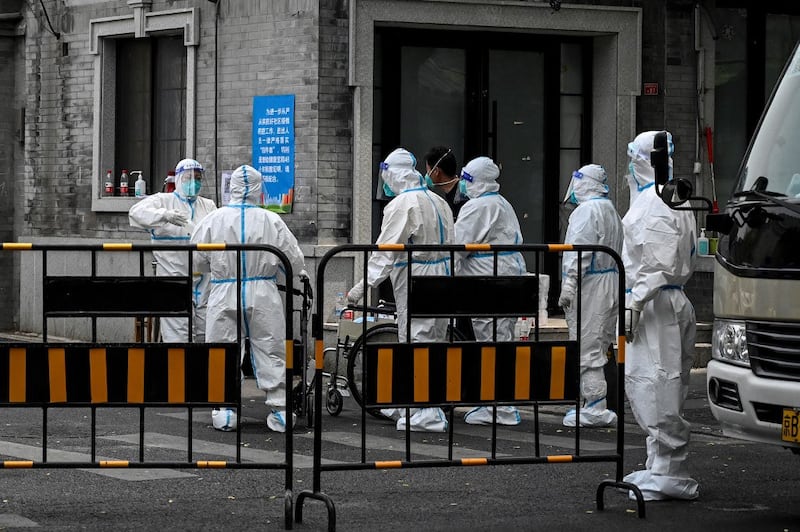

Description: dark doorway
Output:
[373,29,591,310]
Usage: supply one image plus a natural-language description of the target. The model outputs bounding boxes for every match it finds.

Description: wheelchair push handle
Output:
[277,275,313,301]
[344,300,396,317]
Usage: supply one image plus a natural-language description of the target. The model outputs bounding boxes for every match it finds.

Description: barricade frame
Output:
[296,243,645,531]
[0,242,298,529]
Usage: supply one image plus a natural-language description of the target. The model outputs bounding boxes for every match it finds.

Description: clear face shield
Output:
[179,169,204,198]
[455,169,474,203]
[375,161,394,201]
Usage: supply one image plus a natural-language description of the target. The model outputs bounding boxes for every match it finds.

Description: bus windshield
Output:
[735,43,800,198]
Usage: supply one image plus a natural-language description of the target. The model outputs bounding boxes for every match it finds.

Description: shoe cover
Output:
[211,408,238,431]
[623,469,699,501]
[266,410,296,433]
[380,408,404,421]
[396,407,448,432]
[464,406,522,426]
[562,397,617,427]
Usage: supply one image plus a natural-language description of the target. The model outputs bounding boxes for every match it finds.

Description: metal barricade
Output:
[296,243,644,531]
[0,242,298,529]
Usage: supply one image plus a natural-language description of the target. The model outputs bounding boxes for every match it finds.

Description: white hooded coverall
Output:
[191,165,305,430]
[455,156,527,340]
[622,131,699,501]
[367,148,455,343]
[128,159,217,342]
[360,148,454,432]
[454,156,526,426]
[559,164,623,428]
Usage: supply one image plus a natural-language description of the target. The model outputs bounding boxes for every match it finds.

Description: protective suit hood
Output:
[565,164,609,204]
[626,131,674,197]
[460,156,501,199]
[229,164,263,205]
[381,148,424,195]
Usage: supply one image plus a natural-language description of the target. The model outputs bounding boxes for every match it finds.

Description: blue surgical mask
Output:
[425,174,435,188]
[182,178,201,198]
[458,179,468,198]
[568,191,578,205]
[383,181,396,198]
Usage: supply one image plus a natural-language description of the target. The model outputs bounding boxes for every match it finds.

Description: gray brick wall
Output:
[685,271,714,323]
[0,35,17,329]
[317,0,351,244]
[17,0,333,242]
[22,1,126,240]
[205,0,322,241]
[664,3,700,180]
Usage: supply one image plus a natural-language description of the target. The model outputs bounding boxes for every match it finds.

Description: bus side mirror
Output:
[651,130,715,213]
[651,131,670,188]
[660,178,694,208]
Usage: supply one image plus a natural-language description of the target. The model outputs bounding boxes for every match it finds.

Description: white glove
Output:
[298,269,309,281]
[164,209,188,227]
[558,282,575,310]
[346,279,365,304]
[625,308,641,343]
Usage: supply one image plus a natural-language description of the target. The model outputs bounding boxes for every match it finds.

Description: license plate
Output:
[781,408,800,443]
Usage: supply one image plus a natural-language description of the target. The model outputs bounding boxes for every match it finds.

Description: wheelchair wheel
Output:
[346,323,399,420]
[291,381,305,417]
[305,389,314,428]
[326,388,343,416]
[346,323,467,420]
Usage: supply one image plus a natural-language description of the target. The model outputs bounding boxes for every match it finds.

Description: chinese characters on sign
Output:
[643,82,659,96]
[252,94,295,213]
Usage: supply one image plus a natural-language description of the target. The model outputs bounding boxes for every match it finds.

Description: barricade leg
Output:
[596,479,646,518]
[295,490,335,532]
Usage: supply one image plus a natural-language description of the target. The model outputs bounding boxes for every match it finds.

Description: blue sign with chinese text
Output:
[252,94,295,213]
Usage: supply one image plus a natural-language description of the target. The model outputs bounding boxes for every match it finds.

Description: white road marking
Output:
[0,441,195,481]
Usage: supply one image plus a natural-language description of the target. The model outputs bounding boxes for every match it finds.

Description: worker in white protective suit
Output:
[453,156,526,426]
[128,158,217,342]
[622,130,699,501]
[347,148,454,432]
[191,164,306,433]
[558,164,623,428]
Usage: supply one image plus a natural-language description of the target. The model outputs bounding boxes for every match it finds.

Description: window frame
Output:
[90,7,198,212]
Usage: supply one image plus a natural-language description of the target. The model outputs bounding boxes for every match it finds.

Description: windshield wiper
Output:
[731,176,800,216]
[732,189,787,199]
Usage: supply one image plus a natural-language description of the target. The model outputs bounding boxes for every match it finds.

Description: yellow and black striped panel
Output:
[0,343,240,405]
[363,341,579,405]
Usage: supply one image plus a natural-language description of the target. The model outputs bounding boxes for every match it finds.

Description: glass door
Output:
[375,29,585,307]
[485,49,545,244]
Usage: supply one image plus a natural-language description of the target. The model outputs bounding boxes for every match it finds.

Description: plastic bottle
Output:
[698,228,709,256]
[119,169,129,196]
[133,171,146,197]
[519,316,531,341]
[104,169,114,195]
[164,171,176,193]
[333,292,346,320]
[708,231,719,255]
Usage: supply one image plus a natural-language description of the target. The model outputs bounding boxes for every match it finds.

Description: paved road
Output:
[0,369,798,531]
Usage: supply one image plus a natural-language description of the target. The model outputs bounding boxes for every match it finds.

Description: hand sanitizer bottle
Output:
[133,171,146,197]
[698,228,709,256]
